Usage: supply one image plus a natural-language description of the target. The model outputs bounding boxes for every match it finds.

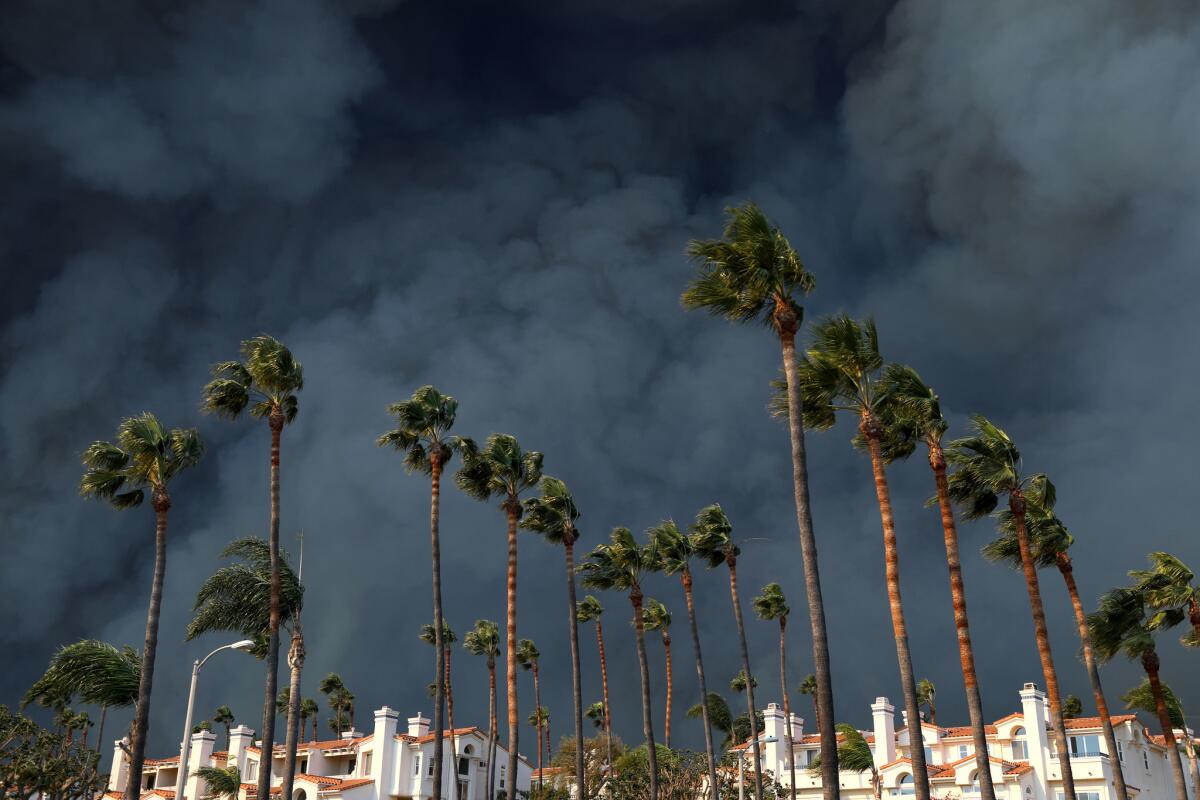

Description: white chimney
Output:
[373,707,400,793]
[184,730,217,800]
[107,737,130,794]
[228,726,255,777]
[872,697,897,769]
[408,714,431,738]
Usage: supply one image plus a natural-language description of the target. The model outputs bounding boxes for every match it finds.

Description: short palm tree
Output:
[686,693,734,750]
[876,364,996,800]
[300,698,319,742]
[810,725,879,800]
[641,600,673,748]
[647,520,719,799]
[1061,695,1083,719]
[577,595,614,772]
[1089,586,1190,800]
[586,701,607,732]
[689,503,765,800]
[795,316,929,800]
[213,706,235,750]
[527,705,550,788]
[202,334,303,800]
[422,621,461,799]
[465,620,501,800]
[915,680,936,726]
[80,412,203,800]
[682,201,839,800]
[319,674,352,737]
[985,484,1128,800]
[521,476,587,799]
[517,639,546,786]
[579,527,661,800]
[1131,552,1200,647]
[380,386,463,800]
[1122,678,1200,791]
[456,433,543,800]
[947,415,1079,800]
[754,582,797,800]
[195,764,240,800]
[276,688,291,718]
[798,674,818,731]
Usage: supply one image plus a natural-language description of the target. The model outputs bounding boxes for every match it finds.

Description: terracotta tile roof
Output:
[144,756,180,766]
[104,791,178,800]
[992,713,1023,726]
[295,774,342,786]
[1064,715,1136,730]
[532,767,567,778]
[1005,763,1034,775]
[396,726,480,744]
[941,726,997,738]
[242,784,284,796]
[248,735,372,755]
[320,778,374,793]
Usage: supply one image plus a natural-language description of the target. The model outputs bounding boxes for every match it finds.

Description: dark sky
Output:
[2,0,1198,759]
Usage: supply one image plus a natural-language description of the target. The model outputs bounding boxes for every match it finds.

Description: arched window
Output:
[965,771,980,795]
[293,790,307,800]
[464,745,474,755]
[1012,727,1028,760]
[895,773,915,797]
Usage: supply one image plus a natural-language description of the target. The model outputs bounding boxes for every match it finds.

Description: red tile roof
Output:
[396,726,481,744]
[144,756,180,766]
[320,778,374,793]
[1063,715,1136,730]
[103,791,177,800]
[941,726,998,738]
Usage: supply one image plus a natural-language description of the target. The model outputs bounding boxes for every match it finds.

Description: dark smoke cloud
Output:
[1,0,1196,761]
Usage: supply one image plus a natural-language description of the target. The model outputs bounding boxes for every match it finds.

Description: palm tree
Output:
[754,582,797,800]
[300,699,319,743]
[641,600,673,749]
[276,689,291,718]
[579,527,661,800]
[687,693,735,750]
[521,476,587,800]
[80,412,203,800]
[527,706,550,788]
[516,639,545,788]
[1089,586,1190,800]
[915,680,936,726]
[1122,678,1200,792]
[648,520,720,799]
[794,316,929,800]
[465,620,501,800]
[1131,552,1200,647]
[202,334,303,800]
[947,415,1078,800]
[798,675,819,731]
[689,503,765,800]
[984,484,1128,800]
[877,364,997,800]
[682,201,838,800]
[195,765,241,800]
[319,674,351,738]
[586,702,607,733]
[456,433,543,800]
[380,386,462,800]
[1061,695,1083,719]
[577,595,614,772]
[422,621,461,800]
[213,706,235,750]
[327,712,350,736]
[810,725,880,800]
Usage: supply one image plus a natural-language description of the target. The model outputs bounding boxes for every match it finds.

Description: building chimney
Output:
[227,725,255,777]
[341,729,363,740]
[789,713,805,741]
[1020,682,1050,800]
[872,697,897,769]
[408,714,431,738]
[107,737,130,794]
[373,707,400,794]
[184,729,217,800]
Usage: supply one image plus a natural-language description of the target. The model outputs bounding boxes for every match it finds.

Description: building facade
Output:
[105,707,532,800]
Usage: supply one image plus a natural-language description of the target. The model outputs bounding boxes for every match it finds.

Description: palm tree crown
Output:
[687,504,738,568]
[455,434,543,511]
[421,622,456,648]
[195,765,241,799]
[464,621,501,661]
[201,335,303,425]
[24,640,140,711]
[377,385,462,473]
[520,477,581,544]
[579,528,657,595]
[1130,552,1200,648]
[945,415,1040,517]
[577,596,604,624]
[753,583,789,623]
[642,599,671,633]
[80,413,203,509]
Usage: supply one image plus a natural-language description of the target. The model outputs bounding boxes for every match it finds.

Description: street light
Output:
[739,735,779,800]
[174,640,256,800]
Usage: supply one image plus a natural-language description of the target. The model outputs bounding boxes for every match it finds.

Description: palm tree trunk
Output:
[280,623,305,800]
[447,646,460,800]
[259,415,284,800]
[727,557,765,800]
[779,327,839,800]
[1056,553,1129,800]
[431,456,447,800]
[682,571,720,800]
[631,590,659,800]
[1142,650,1190,800]
[533,662,543,790]
[779,617,797,800]
[662,631,672,749]
[595,620,613,774]
[564,539,587,800]
[1009,492,1076,800]
[95,706,107,757]
[504,503,520,800]
[312,714,317,743]
[126,497,169,800]
[928,442,996,800]
[487,662,498,800]
[1184,732,1200,800]
[863,428,930,800]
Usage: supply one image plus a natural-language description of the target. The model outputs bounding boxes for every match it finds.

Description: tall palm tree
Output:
[422,622,461,800]
[300,699,319,743]
[319,674,351,738]
[577,595,614,772]
[682,201,838,800]
[1061,695,1083,720]
[194,765,241,800]
[947,416,1078,800]
[456,433,543,800]
[648,521,719,799]
[876,364,996,800]
[810,725,880,800]
[1122,678,1200,793]
[579,527,661,800]
[641,600,673,749]
[202,334,303,800]
[213,707,235,750]
[689,503,765,800]
[516,639,545,788]
[465,621,501,800]
[984,484,1128,800]
[687,693,735,750]
[798,675,819,732]
[527,706,550,788]
[521,476,587,799]
[380,385,462,800]
[754,582,797,800]
[1089,586,1190,800]
[794,316,930,800]
[1131,552,1200,647]
[915,680,936,726]
[80,412,203,800]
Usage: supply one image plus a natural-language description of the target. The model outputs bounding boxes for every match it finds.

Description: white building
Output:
[735,683,1197,800]
[105,707,532,800]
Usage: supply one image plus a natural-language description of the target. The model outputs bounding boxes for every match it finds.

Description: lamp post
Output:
[174,640,256,800]
[739,735,779,800]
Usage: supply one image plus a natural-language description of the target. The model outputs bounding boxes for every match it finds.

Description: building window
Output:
[1068,735,1102,758]
[892,774,914,797]
[1058,793,1100,800]
[500,766,506,788]
[414,754,422,776]
[144,774,155,790]
[246,760,258,781]
[1117,740,1124,763]
[924,747,934,765]
[1143,750,1150,770]
[298,757,308,774]
[294,791,307,800]
[1011,727,1028,760]
[362,752,372,775]
[959,745,970,760]
[347,756,357,775]
[965,771,980,795]
[428,755,435,776]
[459,757,470,776]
